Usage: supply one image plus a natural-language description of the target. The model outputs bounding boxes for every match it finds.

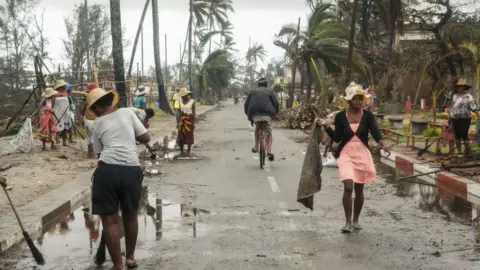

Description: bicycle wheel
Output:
[259,139,265,169]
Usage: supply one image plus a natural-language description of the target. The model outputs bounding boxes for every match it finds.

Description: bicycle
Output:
[257,121,268,169]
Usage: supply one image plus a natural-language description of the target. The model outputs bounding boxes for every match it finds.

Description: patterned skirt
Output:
[177,112,194,145]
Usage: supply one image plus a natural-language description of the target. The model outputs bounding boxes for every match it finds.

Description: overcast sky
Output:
[32,0,310,71]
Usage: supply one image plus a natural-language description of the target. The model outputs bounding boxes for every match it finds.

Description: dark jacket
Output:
[326,110,382,158]
[244,87,279,120]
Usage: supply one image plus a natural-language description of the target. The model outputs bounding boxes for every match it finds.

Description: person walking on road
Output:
[87,87,150,270]
[244,78,279,161]
[318,82,390,233]
[176,87,196,157]
[448,78,480,156]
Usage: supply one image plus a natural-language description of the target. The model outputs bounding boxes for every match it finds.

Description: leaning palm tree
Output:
[197,49,235,100]
[205,0,234,53]
[275,3,365,104]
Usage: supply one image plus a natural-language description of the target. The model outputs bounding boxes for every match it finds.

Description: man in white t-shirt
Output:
[87,88,150,269]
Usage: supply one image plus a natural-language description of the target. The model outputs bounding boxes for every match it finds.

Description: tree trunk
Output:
[306,62,312,104]
[152,0,172,114]
[188,0,193,95]
[109,0,127,106]
[127,0,151,78]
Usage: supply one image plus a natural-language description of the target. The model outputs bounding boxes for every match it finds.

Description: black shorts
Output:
[91,161,143,215]
[451,118,471,141]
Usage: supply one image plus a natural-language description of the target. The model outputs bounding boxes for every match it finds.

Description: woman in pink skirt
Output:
[320,83,390,233]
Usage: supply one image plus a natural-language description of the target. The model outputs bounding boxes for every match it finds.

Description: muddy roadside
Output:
[0,105,214,215]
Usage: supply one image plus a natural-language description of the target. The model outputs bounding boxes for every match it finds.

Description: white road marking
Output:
[268,176,280,192]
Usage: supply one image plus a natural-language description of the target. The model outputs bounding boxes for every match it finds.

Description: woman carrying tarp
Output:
[318,82,390,233]
[176,87,196,157]
[448,78,480,156]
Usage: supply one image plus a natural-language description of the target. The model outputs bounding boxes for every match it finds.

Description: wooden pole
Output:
[165,33,168,85]
[85,0,90,80]
[179,42,182,81]
[92,57,99,86]
[345,0,359,86]
[141,28,144,77]
[127,0,151,78]
[289,17,301,109]
[188,0,193,94]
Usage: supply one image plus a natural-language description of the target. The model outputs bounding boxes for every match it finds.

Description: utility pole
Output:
[85,0,90,81]
[345,0,359,86]
[188,0,193,94]
[141,29,144,77]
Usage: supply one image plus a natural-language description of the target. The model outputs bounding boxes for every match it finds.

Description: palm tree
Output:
[152,0,172,113]
[245,42,267,87]
[275,3,363,104]
[205,0,234,53]
[197,49,235,100]
[109,0,126,106]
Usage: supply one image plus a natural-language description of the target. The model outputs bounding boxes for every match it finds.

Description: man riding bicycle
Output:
[244,78,279,161]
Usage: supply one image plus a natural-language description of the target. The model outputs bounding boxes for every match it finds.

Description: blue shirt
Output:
[134,95,146,109]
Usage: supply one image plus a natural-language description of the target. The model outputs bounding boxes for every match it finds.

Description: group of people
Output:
[36,79,77,150]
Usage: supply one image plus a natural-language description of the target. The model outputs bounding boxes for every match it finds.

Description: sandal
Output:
[353,224,363,231]
[341,225,353,233]
[126,260,138,269]
[267,153,274,161]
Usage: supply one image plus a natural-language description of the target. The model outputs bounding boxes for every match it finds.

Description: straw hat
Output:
[178,87,192,97]
[41,87,58,98]
[333,82,372,109]
[455,78,472,89]
[84,88,120,120]
[53,79,67,90]
[135,85,146,96]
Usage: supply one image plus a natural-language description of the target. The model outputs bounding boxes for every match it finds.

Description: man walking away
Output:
[87,88,150,270]
[244,78,279,161]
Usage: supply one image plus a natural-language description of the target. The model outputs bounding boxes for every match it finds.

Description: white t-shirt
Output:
[92,108,148,166]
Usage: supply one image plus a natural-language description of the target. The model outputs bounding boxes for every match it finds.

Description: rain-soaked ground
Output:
[1,157,480,269]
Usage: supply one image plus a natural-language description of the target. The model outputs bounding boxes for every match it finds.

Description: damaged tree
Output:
[109,0,126,106]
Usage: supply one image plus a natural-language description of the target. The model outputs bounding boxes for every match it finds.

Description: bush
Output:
[423,127,440,137]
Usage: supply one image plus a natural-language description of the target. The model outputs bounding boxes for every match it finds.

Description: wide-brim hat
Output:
[333,82,372,109]
[84,88,120,120]
[178,87,192,97]
[455,78,472,89]
[53,79,67,90]
[42,87,58,98]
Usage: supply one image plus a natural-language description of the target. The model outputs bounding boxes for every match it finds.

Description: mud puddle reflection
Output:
[376,158,476,225]
[376,158,480,252]
[0,187,210,270]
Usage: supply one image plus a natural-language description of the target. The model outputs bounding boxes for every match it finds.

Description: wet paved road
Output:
[2,101,480,269]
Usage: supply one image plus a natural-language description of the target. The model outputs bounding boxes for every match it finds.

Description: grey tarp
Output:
[297,125,323,210]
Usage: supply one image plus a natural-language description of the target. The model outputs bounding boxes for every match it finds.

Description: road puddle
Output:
[376,158,480,248]
[0,187,210,269]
